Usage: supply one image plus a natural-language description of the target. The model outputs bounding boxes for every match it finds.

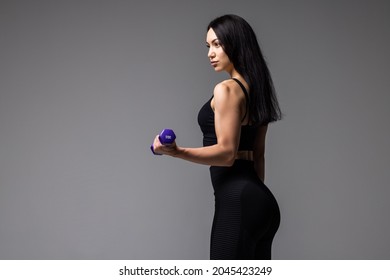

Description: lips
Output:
[211,61,218,67]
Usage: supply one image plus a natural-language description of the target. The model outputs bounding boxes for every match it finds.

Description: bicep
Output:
[213,84,243,153]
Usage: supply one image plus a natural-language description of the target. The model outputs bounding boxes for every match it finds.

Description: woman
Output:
[152,14,282,259]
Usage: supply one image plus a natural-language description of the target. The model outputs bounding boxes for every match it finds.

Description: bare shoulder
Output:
[211,80,246,113]
[213,80,230,95]
[213,79,245,102]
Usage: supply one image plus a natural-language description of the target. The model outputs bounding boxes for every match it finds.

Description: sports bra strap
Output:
[231,78,250,124]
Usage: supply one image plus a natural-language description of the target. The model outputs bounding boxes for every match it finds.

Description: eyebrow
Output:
[206,38,219,45]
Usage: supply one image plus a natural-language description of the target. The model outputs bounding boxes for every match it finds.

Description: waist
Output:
[235,150,254,161]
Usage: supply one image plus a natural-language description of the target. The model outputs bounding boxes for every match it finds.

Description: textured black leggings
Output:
[209,160,280,260]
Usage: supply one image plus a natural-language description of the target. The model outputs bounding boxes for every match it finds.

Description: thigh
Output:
[210,182,243,259]
[239,181,281,259]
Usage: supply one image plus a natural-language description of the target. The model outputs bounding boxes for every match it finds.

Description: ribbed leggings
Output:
[209,160,280,260]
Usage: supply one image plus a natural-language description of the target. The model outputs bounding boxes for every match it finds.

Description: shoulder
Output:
[211,80,246,114]
[213,79,245,103]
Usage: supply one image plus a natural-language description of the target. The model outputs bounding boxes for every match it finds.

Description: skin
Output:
[153,28,268,182]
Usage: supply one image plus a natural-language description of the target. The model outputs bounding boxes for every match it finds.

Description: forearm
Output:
[173,145,236,167]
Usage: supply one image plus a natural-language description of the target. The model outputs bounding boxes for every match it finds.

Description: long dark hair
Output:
[207,14,282,126]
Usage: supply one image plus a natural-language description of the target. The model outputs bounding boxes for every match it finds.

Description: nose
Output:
[208,48,215,60]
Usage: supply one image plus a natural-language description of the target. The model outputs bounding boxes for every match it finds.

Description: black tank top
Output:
[197,78,257,150]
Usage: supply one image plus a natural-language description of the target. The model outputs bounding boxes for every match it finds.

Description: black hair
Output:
[207,14,282,126]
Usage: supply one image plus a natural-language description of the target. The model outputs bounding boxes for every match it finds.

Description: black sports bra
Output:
[197,78,257,150]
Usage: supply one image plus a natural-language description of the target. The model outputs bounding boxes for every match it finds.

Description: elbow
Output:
[222,150,236,167]
[215,143,237,166]
[222,159,235,167]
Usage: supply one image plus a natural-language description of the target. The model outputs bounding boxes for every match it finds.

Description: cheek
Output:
[217,49,228,61]
[221,53,231,66]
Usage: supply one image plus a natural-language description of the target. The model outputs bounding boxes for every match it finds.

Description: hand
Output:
[152,134,179,156]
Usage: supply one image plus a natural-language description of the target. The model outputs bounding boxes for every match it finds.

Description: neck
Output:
[227,67,240,79]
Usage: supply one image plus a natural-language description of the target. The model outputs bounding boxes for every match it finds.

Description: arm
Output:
[153,82,245,166]
[253,125,268,182]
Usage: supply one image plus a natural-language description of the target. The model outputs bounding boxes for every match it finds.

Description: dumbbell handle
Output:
[151,129,176,155]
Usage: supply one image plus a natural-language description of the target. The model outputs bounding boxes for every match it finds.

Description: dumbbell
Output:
[150,128,176,155]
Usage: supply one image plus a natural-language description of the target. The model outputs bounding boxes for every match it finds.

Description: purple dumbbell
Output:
[150,128,176,155]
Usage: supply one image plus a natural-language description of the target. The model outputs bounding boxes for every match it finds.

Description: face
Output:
[206,28,233,73]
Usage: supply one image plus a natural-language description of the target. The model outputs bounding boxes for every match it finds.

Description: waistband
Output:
[210,159,255,173]
[235,150,253,161]
[209,159,262,189]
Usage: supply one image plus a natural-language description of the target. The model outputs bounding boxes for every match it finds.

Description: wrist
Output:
[172,146,185,158]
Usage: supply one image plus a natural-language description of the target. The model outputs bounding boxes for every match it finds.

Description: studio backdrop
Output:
[1,0,390,259]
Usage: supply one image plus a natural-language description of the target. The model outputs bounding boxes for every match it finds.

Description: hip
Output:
[209,160,279,210]
[210,160,269,192]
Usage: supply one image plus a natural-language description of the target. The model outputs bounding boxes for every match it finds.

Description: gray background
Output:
[1,0,389,259]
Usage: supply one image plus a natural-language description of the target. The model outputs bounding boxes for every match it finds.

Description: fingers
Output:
[152,135,162,154]
[152,138,177,156]
[151,130,178,156]
[151,128,177,156]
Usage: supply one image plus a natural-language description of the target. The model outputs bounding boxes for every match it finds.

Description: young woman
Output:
[152,14,282,259]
